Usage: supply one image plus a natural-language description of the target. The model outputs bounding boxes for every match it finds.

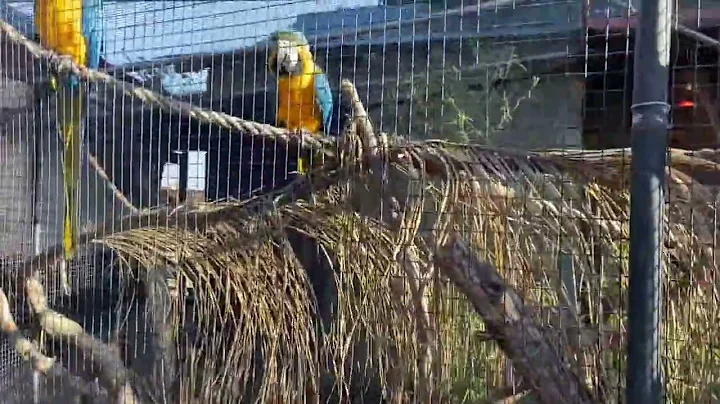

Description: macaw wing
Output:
[83,0,104,69]
[314,70,334,135]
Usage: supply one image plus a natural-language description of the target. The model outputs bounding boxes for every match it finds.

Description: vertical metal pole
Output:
[174,150,189,204]
[627,0,672,401]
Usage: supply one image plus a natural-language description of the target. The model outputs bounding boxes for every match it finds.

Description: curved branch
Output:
[435,234,598,404]
[0,288,104,400]
[24,277,138,402]
[0,288,55,373]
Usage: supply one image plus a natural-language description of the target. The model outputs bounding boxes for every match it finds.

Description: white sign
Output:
[160,151,207,192]
[186,151,207,192]
[160,162,180,190]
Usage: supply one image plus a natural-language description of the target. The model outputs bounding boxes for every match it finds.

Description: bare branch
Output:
[0,288,55,373]
[24,277,139,403]
[0,288,106,401]
[435,234,598,404]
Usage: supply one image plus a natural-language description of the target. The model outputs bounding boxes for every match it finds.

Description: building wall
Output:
[0,117,33,256]
[494,74,584,150]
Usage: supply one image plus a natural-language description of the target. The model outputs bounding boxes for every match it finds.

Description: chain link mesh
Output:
[0,0,717,403]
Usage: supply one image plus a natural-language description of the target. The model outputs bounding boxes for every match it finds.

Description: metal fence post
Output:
[627,0,673,401]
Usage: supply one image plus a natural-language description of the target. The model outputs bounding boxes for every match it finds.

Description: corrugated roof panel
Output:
[3,0,383,65]
[2,0,583,66]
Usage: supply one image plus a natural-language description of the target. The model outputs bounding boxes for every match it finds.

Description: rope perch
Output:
[0,18,336,154]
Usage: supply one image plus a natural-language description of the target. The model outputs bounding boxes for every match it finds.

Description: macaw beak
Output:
[271,40,301,76]
[278,63,291,76]
[267,47,293,76]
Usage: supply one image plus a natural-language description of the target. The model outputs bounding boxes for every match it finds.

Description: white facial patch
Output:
[275,39,300,74]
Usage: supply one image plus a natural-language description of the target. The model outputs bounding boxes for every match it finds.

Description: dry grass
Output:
[97,197,419,402]
[40,140,713,403]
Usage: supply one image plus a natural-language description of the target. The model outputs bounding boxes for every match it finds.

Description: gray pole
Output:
[627,0,672,401]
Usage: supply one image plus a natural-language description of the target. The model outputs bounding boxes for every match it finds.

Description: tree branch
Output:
[435,233,597,404]
[0,288,105,401]
[24,277,138,403]
[132,267,179,403]
[0,288,55,373]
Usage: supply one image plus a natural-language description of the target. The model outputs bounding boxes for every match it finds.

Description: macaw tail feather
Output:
[59,76,84,261]
[298,156,309,175]
[297,150,323,175]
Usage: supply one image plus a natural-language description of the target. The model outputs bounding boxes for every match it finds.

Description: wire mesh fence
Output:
[0,0,717,403]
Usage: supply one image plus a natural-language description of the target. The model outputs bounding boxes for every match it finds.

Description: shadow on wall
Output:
[87,88,304,210]
[0,31,39,121]
[0,117,33,256]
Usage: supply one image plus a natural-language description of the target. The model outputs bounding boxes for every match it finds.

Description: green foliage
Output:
[394,40,540,144]
[440,296,494,402]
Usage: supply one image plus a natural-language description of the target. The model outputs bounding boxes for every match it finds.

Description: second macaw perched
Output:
[267,31,334,174]
[35,0,103,262]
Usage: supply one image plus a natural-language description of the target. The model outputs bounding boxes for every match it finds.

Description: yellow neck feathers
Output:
[276,46,324,134]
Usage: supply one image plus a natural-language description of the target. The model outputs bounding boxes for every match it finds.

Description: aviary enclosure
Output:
[0,0,718,403]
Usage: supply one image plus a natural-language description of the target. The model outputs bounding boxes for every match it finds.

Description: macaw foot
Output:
[33,75,86,101]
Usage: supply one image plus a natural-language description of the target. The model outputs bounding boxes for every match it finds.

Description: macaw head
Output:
[267,31,313,76]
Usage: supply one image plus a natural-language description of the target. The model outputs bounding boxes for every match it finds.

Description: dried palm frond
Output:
[95,197,418,403]
[6,129,718,402]
[62,139,712,402]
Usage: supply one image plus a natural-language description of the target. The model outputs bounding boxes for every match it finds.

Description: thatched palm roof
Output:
[0,12,718,398]
[6,113,717,402]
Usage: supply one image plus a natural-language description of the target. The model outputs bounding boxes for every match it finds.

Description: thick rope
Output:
[0,18,336,154]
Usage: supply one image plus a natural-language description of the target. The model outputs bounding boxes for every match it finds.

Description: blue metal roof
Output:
[2,0,381,65]
[1,0,582,67]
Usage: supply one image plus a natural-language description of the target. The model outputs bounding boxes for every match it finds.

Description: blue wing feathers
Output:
[314,69,334,134]
[63,0,102,89]
[83,0,103,70]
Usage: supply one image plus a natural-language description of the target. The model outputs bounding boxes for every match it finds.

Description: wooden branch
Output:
[341,79,376,156]
[491,389,531,404]
[24,277,139,403]
[138,267,179,402]
[394,246,435,400]
[0,288,104,401]
[676,23,720,53]
[0,288,55,373]
[435,234,597,404]
[87,153,139,214]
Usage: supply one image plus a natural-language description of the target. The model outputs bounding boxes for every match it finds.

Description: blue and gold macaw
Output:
[267,31,334,174]
[35,0,103,261]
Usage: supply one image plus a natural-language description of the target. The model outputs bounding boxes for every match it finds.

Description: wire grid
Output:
[664,1,720,402]
[585,0,720,402]
[0,0,717,402]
